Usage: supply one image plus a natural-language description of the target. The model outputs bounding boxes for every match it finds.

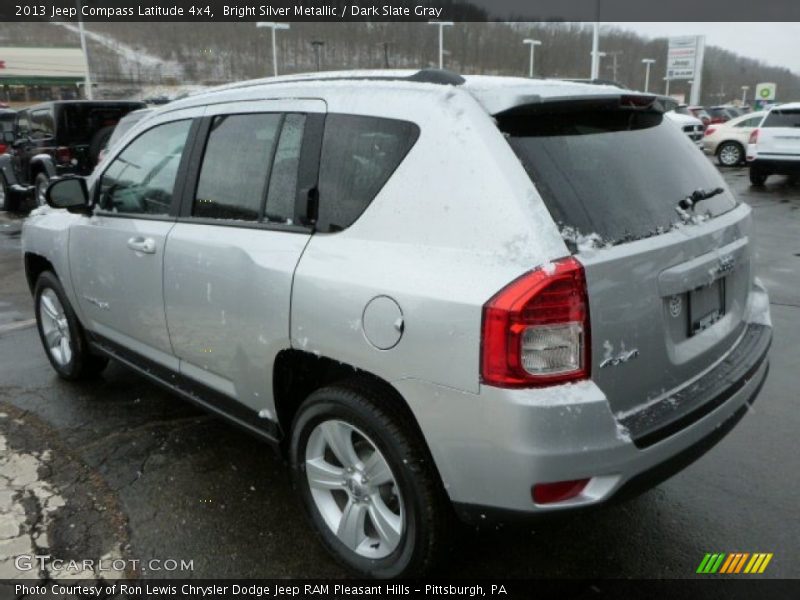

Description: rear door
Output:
[498,101,752,427]
[163,99,324,414]
[758,108,800,157]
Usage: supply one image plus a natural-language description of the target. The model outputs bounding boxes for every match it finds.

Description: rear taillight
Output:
[481,257,590,388]
[0,143,6,154]
[55,146,72,164]
[749,129,759,144]
[704,127,716,137]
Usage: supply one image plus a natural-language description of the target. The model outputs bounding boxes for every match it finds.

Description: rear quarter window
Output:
[316,114,419,233]
[763,109,800,128]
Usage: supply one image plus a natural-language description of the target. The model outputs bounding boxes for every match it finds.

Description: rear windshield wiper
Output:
[676,187,724,221]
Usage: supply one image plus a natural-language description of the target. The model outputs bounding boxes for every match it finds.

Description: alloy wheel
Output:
[305,419,404,559]
[38,288,72,366]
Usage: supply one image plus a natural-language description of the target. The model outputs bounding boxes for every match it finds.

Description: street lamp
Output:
[641,58,656,93]
[522,39,542,78]
[256,22,290,77]
[741,85,750,105]
[310,40,325,72]
[428,21,454,69]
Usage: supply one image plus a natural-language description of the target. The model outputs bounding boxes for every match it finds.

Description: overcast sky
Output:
[610,23,800,75]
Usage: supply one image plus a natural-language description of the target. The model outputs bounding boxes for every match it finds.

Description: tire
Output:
[34,172,49,207]
[716,141,744,167]
[0,173,17,212]
[749,168,768,186]
[34,271,108,380]
[289,382,449,578]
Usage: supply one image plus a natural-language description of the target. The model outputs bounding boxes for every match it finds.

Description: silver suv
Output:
[23,70,772,578]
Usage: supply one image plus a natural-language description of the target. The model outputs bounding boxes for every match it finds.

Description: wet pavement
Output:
[0,166,798,580]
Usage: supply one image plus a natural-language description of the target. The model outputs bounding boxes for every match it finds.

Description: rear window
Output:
[499,106,737,246]
[59,104,143,144]
[763,109,800,128]
[316,114,419,233]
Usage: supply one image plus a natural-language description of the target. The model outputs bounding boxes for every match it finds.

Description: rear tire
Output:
[289,382,449,578]
[34,172,49,207]
[0,173,16,212]
[34,271,108,380]
[717,141,743,167]
[88,126,114,166]
[749,168,768,186]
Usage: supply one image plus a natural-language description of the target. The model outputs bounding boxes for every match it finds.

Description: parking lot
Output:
[0,164,798,580]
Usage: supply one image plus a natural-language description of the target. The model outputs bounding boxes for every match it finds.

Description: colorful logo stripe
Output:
[697,553,773,574]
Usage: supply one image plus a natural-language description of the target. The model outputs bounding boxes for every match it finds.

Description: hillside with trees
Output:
[1,21,798,104]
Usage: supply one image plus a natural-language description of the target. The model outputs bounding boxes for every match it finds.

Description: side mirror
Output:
[46,176,90,213]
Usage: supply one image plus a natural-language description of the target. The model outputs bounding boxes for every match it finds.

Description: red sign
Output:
[0,60,6,69]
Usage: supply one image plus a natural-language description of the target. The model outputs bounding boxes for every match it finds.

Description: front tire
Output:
[749,168,768,186]
[34,172,49,207]
[717,141,743,167]
[34,271,108,380]
[289,383,448,578]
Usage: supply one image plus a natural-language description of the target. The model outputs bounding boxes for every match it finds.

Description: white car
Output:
[664,110,705,147]
[703,111,765,167]
[747,102,800,185]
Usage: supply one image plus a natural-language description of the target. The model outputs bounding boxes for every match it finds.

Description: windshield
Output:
[498,107,737,246]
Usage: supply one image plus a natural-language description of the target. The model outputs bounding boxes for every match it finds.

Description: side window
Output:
[317,114,419,233]
[736,117,760,128]
[193,113,281,221]
[16,111,30,136]
[99,119,191,216]
[266,114,306,224]
[30,110,54,138]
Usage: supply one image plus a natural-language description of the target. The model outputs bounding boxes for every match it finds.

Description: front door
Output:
[69,113,199,369]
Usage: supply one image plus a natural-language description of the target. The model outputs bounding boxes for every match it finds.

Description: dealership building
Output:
[0,47,89,106]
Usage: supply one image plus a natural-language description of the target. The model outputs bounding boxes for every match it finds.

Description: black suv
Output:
[0,100,145,211]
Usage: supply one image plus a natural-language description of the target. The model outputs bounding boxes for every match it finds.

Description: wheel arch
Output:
[24,252,57,294]
[272,349,441,478]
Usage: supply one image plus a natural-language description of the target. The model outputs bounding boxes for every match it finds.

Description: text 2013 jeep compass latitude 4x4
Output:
[23,70,772,578]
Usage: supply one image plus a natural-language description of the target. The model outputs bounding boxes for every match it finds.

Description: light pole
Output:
[642,58,656,93]
[741,85,750,105]
[76,0,92,99]
[664,77,671,96]
[256,22,290,77]
[310,40,325,72]
[522,39,541,78]
[428,21,454,69]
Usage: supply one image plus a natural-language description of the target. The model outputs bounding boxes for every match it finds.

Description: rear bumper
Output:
[395,289,772,519]
[748,157,800,174]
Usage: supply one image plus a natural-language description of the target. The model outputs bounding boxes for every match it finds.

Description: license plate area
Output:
[689,278,726,336]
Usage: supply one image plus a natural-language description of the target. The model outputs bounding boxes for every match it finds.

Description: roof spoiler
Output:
[494,93,677,118]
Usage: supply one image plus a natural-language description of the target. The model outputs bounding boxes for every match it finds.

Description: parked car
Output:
[0,100,145,211]
[703,111,765,166]
[97,108,154,163]
[23,70,772,578]
[681,105,711,126]
[664,110,705,147]
[706,106,734,124]
[747,102,800,185]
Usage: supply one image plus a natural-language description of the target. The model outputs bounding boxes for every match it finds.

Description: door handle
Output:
[127,237,156,254]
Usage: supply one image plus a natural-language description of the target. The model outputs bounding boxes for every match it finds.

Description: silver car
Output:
[23,70,772,578]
